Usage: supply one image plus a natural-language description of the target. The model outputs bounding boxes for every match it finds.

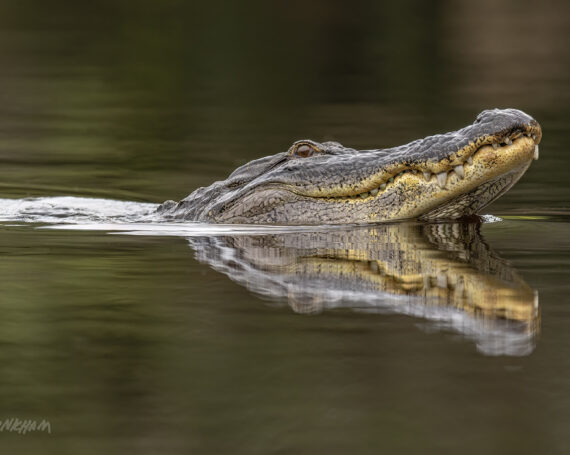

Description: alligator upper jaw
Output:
[298,130,541,202]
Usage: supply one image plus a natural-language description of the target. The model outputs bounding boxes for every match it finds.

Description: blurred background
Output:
[0,0,568,209]
[0,1,569,454]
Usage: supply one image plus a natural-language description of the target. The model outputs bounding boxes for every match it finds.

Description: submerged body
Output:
[159,109,542,225]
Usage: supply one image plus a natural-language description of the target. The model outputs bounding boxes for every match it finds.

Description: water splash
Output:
[0,196,158,224]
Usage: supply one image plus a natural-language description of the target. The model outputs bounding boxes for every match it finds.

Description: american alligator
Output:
[159,108,542,224]
[190,222,538,356]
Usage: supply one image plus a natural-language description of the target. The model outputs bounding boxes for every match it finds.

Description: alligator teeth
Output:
[388,177,394,183]
[437,172,447,188]
[504,137,512,145]
[370,188,379,196]
[453,165,464,179]
[423,171,431,182]
[532,134,537,140]
[467,156,473,165]
[492,143,499,150]
[380,183,386,190]
[534,145,539,160]
[359,192,369,198]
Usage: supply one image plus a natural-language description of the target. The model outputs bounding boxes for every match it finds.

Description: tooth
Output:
[359,192,369,198]
[454,165,464,179]
[370,188,379,196]
[505,137,512,145]
[388,177,394,183]
[534,145,539,160]
[380,183,386,190]
[437,172,447,188]
[492,143,499,150]
[532,134,537,140]
[423,171,431,181]
[467,156,473,165]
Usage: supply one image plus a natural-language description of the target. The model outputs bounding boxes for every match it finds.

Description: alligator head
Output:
[160,108,542,224]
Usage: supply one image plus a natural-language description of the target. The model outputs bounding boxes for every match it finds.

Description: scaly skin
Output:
[159,109,542,225]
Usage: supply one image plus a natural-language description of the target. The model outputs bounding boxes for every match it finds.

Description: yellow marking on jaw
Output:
[297,125,541,200]
[388,137,536,219]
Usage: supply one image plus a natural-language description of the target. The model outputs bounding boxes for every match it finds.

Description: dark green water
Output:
[0,1,569,453]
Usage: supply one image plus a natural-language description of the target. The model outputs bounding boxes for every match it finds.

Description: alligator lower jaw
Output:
[397,135,538,220]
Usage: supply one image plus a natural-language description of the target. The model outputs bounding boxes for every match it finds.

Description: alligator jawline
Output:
[303,131,540,201]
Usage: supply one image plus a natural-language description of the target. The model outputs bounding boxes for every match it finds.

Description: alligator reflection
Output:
[189,222,539,356]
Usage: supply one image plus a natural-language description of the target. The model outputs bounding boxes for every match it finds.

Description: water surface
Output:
[0,1,569,454]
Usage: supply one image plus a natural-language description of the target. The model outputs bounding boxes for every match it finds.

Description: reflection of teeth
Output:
[423,171,431,182]
[534,145,539,160]
[455,280,464,296]
[370,188,379,196]
[437,172,447,188]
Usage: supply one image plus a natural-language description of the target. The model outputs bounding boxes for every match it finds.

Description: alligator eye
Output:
[290,143,320,159]
[295,145,313,157]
